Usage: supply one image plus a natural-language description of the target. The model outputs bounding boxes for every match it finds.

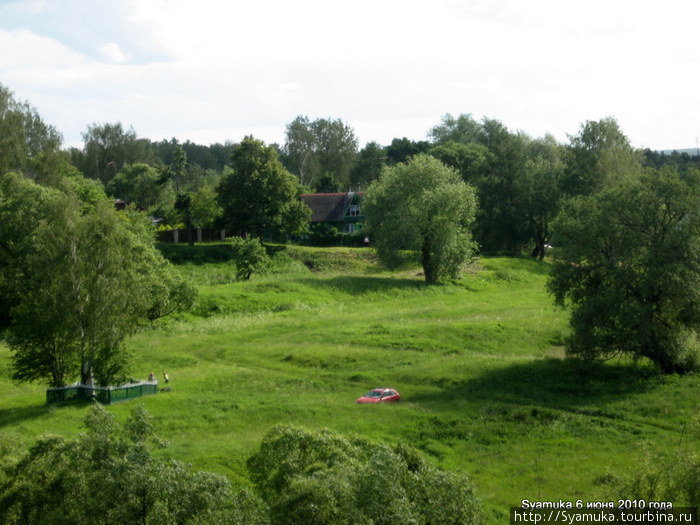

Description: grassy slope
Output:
[0,244,697,521]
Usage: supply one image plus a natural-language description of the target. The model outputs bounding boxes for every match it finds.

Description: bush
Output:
[0,405,269,524]
[230,237,271,280]
[247,425,483,524]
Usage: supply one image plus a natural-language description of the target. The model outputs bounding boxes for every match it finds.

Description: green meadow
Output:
[1,244,698,521]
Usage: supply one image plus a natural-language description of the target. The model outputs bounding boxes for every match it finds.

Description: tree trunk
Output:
[81,362,94,386]
[421,244,435,283]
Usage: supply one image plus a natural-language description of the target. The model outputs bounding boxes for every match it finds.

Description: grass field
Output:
[1,243,698,521]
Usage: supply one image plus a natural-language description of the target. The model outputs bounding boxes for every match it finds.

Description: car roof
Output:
[372,388,395,392]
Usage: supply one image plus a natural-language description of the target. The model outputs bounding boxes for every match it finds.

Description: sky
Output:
[1,0,698,150]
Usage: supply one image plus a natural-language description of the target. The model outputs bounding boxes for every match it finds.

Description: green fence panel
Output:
[46,382,158,405]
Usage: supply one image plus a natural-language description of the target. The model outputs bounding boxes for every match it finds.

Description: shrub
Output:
[247,425,483,524]
[0,405,269,525]
[230,237,271,280]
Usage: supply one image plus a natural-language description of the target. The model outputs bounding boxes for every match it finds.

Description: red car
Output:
[356,388,401,403]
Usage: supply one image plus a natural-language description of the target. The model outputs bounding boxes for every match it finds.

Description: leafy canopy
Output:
[247,424,483,525]
[218,136,310,238]
[0,405,268,525]
[230,237,270,281]
[548,168,700,373]
[5,174,194,387]
[364,154,477,282]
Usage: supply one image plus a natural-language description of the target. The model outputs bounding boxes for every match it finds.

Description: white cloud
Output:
[1,0,699,149]
[99,42,131,63]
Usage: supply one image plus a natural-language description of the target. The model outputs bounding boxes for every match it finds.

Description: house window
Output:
[348,204,360,216]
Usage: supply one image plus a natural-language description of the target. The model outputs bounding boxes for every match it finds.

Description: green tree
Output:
[283,116,358,189]
[428,141,492,183]
[282,115,317,187]
[364,154,477,283]
[0,83,64,183]
[247,425,483,525]
[158,145,198,244]
[472,120,532,254]
[548,168,700,374]
[385,137,431,165]
[429,113,484,145]
[519,134,566,259]
[563,117,642,196]
[8,193,194,387]
[230,237,271,280]
[0,172,63,327]
[349,141,386,188]
[218,136,310,238]
[190,184,221,229]
[0,405,268,524]
[106,163,162,209]
[73,122,154,185]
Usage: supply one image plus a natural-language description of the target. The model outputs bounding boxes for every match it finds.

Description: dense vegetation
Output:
[1,81,699,522]
[1,248,697,522]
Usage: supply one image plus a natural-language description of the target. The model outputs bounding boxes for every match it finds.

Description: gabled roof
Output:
[300,192,363,222]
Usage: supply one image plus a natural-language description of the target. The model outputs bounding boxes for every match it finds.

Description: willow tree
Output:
[364,154,477,283]
[549,168,700,374]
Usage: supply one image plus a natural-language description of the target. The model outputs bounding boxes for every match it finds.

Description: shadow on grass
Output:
[0,404,50,427]
[0,399,96,428]
[156,242,234,265]
[294,275,432,296]
[412,358,660,409]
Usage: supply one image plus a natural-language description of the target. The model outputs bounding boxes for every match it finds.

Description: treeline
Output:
[4,79,698,257]
[60,110,700,259]
[2,82,699,376]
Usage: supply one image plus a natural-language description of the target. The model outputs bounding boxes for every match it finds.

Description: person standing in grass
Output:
[163,372,170,384]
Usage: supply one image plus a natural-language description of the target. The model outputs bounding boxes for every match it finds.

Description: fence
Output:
[46,381,158,405]
[156,228,227,243]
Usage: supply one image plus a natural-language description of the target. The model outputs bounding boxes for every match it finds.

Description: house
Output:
[300,191,364,233]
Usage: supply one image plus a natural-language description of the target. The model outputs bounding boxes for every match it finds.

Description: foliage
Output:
[7,188,195,386]
[428,141,492,184]
[597,416,699,508]
[348,141,386,187]
[0,172,61,326]
[0,83,64,183]
[518,135,566,259]
[305,222,342,246]
[190,184,221,229]
[563,117,641,196]
[230,237,271,281]
[548,168,700,373]
[72,122,154,185]
[364,154,477,282]
[471,119,533,255]
[385,137,431,165]
[247,424,483,525]
[0,405,269,525]
[218,136,310,238]
[283,116,358,189]
[429,113,485,145]
[107,163,162,209]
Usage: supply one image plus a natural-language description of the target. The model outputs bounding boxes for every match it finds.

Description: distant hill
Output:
[657,148,700,156]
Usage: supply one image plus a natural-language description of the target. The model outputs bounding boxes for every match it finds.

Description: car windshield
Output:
[364,390,383,398]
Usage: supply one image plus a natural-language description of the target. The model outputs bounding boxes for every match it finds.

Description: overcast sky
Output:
[1,0,698,150]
